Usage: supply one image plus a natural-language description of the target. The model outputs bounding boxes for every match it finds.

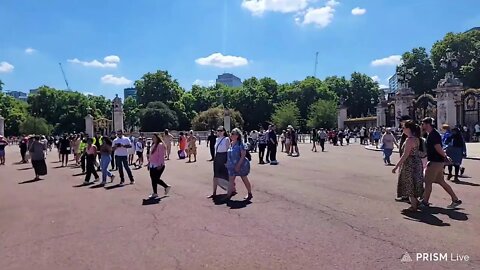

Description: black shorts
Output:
[136,151,143,157]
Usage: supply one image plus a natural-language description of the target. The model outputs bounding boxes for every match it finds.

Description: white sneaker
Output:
[83,181,89,185]
[165,186,171,195]
[149,193,158,199]
[94,178,99,182]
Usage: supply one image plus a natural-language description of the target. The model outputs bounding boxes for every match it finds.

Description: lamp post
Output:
[440,48,459,80]
[111,101,115,133]
[396,65,414,89]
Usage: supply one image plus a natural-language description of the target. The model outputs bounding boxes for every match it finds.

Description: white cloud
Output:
[241,0,309,16]
[101,74,132,85]
[371,75,380,82]
[351,7,366,16]
[371,55,402,67]
[0,61,14,73]
[83,92,94,96]
[301,6,335,28]
[68,55,121,68]
[195,53,249,68]
[193,79,216,87]
[25,48,37,54]
[326,0,339,7]
[379,84,389,89]
[103,55,120,63]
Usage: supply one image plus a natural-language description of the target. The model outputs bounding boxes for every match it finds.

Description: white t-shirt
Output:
[135,141,144,152]
[250,131,258,140]
[215,136,230,153]
[113,136,131,156]
[475,124,480,133]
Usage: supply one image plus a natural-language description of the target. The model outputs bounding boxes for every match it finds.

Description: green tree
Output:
[0,80,3,91]
[124,96,139,132]
[307,100,337,129]
[191,107,244,131]
[0,93,28,135]
[135,70,184,107]
[139,102,178,132]
[324,76,350,99]
[347,72,380,118]
[19,116,53,135]
[271,101,300,131]
[399,47,436,95]
[86,95,112,118]
[431,30,480,88]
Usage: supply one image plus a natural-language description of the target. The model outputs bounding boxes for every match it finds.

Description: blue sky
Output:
[1,0,479,99]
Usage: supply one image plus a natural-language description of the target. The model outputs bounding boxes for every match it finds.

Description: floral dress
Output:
[397,138,424,198]
[226,142,250,177]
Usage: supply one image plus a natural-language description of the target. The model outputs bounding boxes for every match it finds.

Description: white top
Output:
[475,124,480,133]
[250,131,258,140]
[113,136,131,156]
[215,136,230,153]
[135,141,144,152]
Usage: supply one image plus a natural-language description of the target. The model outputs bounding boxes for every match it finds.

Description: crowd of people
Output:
[0,117,470,211]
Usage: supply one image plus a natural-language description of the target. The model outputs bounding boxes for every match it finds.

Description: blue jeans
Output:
[383,149,393,164]
[101,154,113,183]
[115,155,134,182]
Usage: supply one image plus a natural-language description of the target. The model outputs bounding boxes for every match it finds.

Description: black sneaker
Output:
[419,201,431,209]
[447,200,462,209]
[460,167,465,176]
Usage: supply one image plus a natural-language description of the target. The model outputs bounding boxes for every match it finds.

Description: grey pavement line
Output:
[364,146,480,160]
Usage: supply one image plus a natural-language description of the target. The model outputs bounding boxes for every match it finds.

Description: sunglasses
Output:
[217,130,224,132]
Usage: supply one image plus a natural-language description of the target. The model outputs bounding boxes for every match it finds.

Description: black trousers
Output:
[110,151,115,169]
[81,153,86,172]
[319,139,325,151]
[448,165,460,177]
[209,145,215,160]
[20,150,26,161]
[268,144,277,162]
[266,145,270,162]
[85,154,99,182]
[258,144,267,162]
[150,165,168,194]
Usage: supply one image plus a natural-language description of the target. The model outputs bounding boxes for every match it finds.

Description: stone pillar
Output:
[0,116,4,136]
[435,83,463,130]
[394,87,415,127]
[223,109,231,132]
[337,106,347,129]
[376,101,387,127]
[112,95,124,132]
[85,114,94,137]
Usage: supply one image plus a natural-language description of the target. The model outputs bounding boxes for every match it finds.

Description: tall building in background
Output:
[388,73,398,92]
[124,87,137,100]
[29,88,39,95]
[5,90,28,102]
[216,73,242,87]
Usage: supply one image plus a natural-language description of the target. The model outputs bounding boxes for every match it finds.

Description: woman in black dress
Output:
[208,126,230,198]
[59,134,71,167]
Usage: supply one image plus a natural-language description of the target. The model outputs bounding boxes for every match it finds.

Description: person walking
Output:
[187,130,197,163]
[208,126,230,198]
[113,130,135,185]
[99,137,115,185]
[257,127,268,164]
[392,121,424,212]
[444,127,466,183]
[420,118,462,209]
[311,129,318,152]
[0,135,8,165]
[83,138,99,184]
[134,137,145,168]
[19,136,28,163]
[59,134,71,167]
[225,128,253,201]
[29,136,47,181]
[395,115,412,202]
[178,132,187,159]
[268,125,278,165]
[318,129,327,152]
[147,133,171,198]
[381,128,398,166]
[163,129,174,160]
[207,130,216,161]
[280,130,286,152]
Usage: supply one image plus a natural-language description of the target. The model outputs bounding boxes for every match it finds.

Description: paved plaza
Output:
[0,143,479,270]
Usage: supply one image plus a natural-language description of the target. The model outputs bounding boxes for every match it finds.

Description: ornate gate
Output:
[386,102,396,127]
[412,93,437,122]
[93,118,113,136]
[462,89,480,130]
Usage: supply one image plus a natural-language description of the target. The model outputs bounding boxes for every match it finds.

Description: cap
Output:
[398,115,412,121]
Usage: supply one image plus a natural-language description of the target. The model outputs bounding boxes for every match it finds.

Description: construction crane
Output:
[58,62,71,91]
[314,52,319,78]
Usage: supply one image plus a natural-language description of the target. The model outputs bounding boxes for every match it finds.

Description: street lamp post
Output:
[440,48,459,80]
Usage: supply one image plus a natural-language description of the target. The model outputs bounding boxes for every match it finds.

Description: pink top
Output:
[86,145,97,155]
[149,143,166,167]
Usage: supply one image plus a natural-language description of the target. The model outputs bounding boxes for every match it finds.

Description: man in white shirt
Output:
[249,130,258,152]
[112,130,134,185]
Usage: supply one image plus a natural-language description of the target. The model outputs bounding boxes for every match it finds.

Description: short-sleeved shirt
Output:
[426,129,444,162]
[113,136,131,157]
[208,135,217,147]
[268,130,277,145]
[258,132,268,145]
[0,140,7,151]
